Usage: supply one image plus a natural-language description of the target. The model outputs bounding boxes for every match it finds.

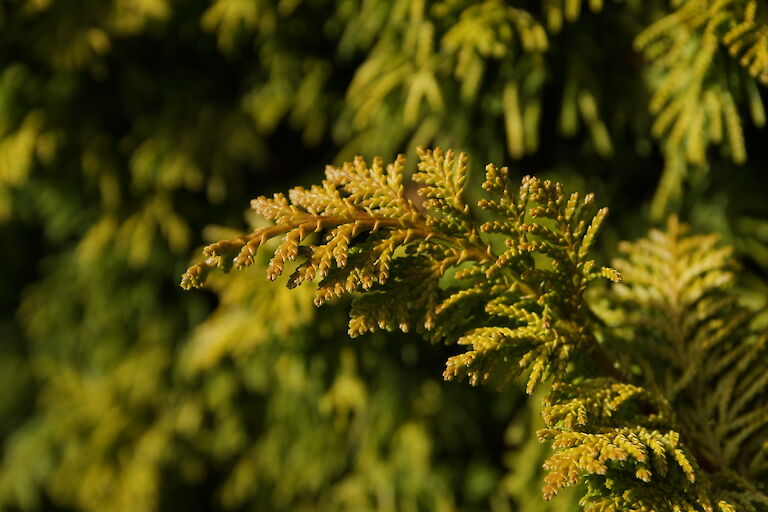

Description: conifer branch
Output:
[182,150,767,510]
[183,148,621,390]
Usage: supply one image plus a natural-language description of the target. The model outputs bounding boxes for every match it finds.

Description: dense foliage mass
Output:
[1,0,767,511]
[184,149,768,510]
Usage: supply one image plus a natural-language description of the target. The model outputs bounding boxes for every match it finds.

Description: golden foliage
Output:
[185,151,767,510]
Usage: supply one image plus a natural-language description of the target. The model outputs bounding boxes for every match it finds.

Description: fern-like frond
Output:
[182,150,489,294]
[526,218,768,510]
[442,1,548,114]
[183,149,768,510]
[602,216,768,509]
[539,378,706,504]
[184,148,619,398]
[723,1,768,85]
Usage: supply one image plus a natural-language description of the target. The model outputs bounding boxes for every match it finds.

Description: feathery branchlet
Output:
[183,150,767,510]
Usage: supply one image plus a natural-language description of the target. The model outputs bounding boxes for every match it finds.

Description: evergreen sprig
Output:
[604,217,768,510]
[183,148,619,395]
[183,149,767,510]
[534,217,768,511]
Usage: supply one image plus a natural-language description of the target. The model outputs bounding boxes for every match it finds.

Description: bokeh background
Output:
[1,1,767,511]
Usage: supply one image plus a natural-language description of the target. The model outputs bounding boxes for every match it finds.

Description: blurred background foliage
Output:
[0,0,766,510]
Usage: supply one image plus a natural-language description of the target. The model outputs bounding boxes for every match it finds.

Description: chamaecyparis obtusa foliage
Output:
[184,148,768,511]
[5,0,767,227]
[1,231,520,512]
[3,1,768,511]
[634,0,768,218]
[597,219,768,510]
[183,147,619,391]
[0,0,768,225]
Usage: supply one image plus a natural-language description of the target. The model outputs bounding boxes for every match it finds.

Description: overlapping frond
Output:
[184,149,619,397]
[183,148,494,342]
[538,378,709,508]
[600,217,768,509]
[182,149,482,293]
[442,166,620,393]
[183,151,767,511]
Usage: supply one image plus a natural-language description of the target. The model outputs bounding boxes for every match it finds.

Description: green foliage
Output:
[603,218,768,509]
[3,0,768,228]
[635,0,768,218]
[176,251,489,512]
[536,217,768,511]
[185,149,767,510]
[183,149,619,393]
[3,1,768,511]
[1,231,518,512]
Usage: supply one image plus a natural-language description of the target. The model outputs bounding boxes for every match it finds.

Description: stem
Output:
[287,212,496,264]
